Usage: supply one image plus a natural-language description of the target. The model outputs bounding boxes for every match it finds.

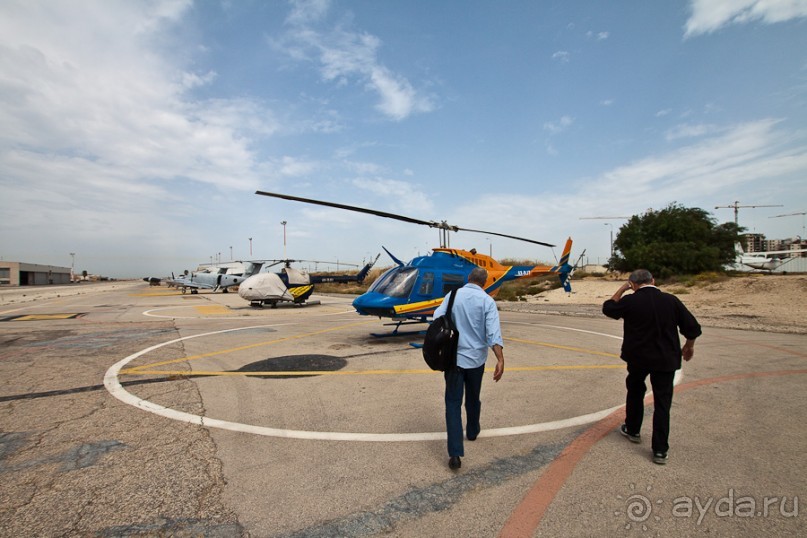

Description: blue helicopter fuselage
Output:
[351,239,574,320]
[352,251,482,318]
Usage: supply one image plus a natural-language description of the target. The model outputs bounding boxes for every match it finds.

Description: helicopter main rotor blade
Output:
[294,259,360,267]
[456,227,555,248]
[255,190,555,248]
[256,190,439,228]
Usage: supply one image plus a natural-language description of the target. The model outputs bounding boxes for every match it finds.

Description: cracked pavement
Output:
[1,282,805,537]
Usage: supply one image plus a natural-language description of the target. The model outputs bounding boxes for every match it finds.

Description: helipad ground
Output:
[0,282,804,537]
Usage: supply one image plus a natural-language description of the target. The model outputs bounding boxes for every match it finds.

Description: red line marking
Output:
[498,368,807,538]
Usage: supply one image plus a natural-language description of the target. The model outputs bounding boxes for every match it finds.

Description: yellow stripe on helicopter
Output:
[289,285,314,298]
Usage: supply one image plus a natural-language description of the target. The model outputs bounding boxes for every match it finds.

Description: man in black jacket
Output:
[602,269,701,464]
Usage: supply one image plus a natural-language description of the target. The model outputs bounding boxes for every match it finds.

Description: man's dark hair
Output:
[629,269,653,285]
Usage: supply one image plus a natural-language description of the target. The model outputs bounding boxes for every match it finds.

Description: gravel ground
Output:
[498,274,807,335]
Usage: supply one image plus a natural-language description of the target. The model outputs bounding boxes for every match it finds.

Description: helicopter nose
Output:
[352,292,399,317]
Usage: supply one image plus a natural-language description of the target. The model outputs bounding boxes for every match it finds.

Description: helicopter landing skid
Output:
[370,320,426,338]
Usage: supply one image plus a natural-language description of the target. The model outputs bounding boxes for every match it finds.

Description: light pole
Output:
[604,223,614,259]
[280,221,287,259]
[230,246,233,261]
[248,237,252,257]
[69,252,75,282]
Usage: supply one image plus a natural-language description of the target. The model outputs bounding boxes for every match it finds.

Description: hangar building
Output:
[0,261,72,286]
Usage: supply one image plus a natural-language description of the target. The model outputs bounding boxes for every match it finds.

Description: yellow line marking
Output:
[123,319,376,374]
[122,321,620,377]
[506,337,620,359]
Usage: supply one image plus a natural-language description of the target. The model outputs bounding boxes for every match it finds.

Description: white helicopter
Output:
[238,256,379,308]
[168,267,248,294]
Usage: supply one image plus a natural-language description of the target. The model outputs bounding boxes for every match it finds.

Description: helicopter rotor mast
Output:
[255,190,555,249]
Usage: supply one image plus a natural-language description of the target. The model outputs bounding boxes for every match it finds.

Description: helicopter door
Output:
[441,273,465,296]
[413,271,434,300]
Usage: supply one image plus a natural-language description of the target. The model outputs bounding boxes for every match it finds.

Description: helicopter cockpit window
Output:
[418,272,434,295]
[442,273,465,295]
[368,267,419,298]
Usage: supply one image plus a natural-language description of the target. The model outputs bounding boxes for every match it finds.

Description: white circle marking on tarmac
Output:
[104,324,681,441]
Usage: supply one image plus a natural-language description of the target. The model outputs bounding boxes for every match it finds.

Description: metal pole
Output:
[604,223,614,257]
[280,221,287,259]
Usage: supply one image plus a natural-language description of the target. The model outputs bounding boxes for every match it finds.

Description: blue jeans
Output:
[444,365,485,457]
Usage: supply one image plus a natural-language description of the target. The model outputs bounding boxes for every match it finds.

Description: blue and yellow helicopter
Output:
[255,191,575,332]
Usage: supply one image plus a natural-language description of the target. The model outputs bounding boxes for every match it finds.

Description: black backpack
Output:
[422,289,459,371]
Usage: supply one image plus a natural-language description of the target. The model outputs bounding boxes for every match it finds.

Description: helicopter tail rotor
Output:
[357,253,381,283]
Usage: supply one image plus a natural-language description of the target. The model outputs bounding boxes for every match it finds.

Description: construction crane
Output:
[769,211,807,238]
[714,201,783,226]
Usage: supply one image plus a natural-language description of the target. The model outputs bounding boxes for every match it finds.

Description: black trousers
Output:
[625,365,676,453]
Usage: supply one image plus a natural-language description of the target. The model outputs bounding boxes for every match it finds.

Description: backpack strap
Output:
[445,287,459,328]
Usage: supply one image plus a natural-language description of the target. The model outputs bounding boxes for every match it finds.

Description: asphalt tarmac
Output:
[0,282,804,537]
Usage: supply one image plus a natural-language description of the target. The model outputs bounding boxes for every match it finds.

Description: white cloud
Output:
[277,156,319,177]
[344,160,385,175]
[0,0,285,276]
[685,0,807,37]
[543,115,574,134]
[585,119,807,211]
[551,50,570,63]
[0,0,272,192]
[587,31,610,40]
[664,122,720,141]
[279,3,435,121]
[286,0,331,25]
[351,177,434,214]
[447,119,807,261]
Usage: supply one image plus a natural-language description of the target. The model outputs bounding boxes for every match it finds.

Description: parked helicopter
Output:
[169,267,247,294]
[254,190,575,332]
[238,256,379,307]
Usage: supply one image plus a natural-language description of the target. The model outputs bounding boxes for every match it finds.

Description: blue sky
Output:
[2,0,807,278]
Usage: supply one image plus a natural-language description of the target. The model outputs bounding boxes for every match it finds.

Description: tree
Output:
[610,203,742,278]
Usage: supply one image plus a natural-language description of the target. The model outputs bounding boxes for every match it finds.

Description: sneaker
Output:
[652,452,668,465]
[620,424,641,444]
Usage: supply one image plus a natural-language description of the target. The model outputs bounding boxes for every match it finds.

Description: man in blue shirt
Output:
[433,267,504,470]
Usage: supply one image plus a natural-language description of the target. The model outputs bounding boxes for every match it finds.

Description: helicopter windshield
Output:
[368,266,418,298]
